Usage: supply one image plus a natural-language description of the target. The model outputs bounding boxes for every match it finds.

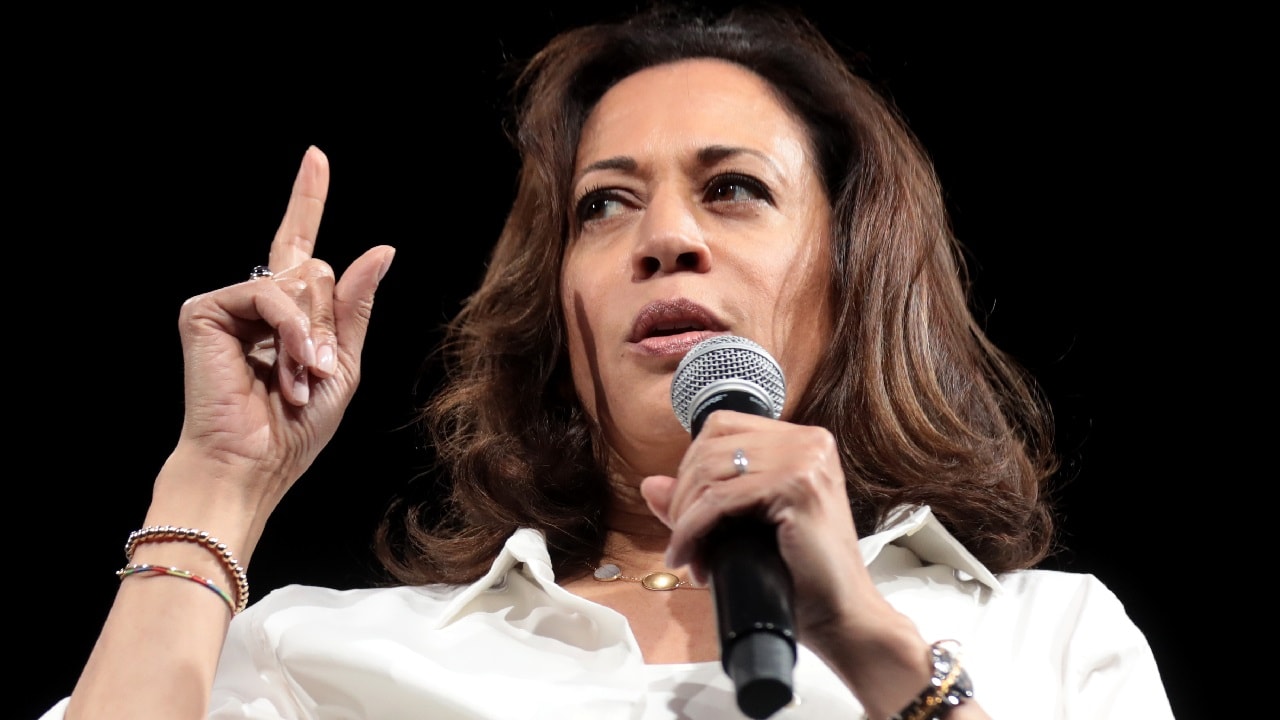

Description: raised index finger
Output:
[267,145,330,272]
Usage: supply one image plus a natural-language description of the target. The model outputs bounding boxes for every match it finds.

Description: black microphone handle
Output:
[704,515,797,719]
[689,390,797,719]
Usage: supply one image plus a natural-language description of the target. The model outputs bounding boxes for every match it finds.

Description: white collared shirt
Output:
[39,505,1173,719]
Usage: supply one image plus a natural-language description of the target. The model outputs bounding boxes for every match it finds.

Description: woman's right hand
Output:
[155,146,396,553]
[63,146,395,720]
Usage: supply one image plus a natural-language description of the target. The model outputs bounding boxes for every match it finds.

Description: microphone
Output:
[671,335,796,720]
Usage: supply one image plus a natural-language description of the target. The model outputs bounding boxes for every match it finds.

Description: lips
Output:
[628,299,728,355]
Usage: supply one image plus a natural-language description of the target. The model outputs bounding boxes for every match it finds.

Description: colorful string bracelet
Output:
[116,563,236,616]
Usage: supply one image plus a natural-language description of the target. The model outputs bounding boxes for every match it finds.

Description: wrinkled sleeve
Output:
[206,595,308,720]
[1062,574,1174,719]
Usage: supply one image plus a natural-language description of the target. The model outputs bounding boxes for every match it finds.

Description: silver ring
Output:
[733,448,749,476]
[249,265,274,280]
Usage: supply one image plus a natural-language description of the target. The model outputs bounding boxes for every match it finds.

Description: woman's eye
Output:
[705,174,771,204]
[575,189,628,224]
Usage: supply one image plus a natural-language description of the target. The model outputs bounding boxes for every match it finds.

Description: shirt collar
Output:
[431,527,562,628]
[434,503,1002,626]
[861,504,1004,595]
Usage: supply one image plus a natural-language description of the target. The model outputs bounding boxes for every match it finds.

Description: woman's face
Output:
[561,58,834,476]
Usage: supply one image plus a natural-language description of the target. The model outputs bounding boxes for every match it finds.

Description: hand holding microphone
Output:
[669,336,796,720]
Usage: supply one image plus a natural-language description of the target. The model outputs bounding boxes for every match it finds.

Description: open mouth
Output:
[646,321,707,337]
[630,299,726,343]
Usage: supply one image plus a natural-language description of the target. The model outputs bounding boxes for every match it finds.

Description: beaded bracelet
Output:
[117,563,236,616]
[124,526,249,614]
[889,640,974,720]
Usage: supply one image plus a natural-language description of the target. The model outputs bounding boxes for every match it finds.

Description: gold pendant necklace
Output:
[592,562,702,591]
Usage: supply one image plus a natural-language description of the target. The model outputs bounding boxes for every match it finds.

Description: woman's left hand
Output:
[639,409,907,654]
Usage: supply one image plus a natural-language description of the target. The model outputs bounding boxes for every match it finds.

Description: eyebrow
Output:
[572,145,782,189]
[697,145,777,172]
[573,156,637,189]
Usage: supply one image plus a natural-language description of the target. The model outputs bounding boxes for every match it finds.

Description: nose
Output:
[631,191,712,279]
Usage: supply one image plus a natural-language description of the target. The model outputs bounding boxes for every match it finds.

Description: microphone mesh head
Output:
[671,335,786,431]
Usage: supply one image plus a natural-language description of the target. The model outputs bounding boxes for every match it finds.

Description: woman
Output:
[41,4,1172,719]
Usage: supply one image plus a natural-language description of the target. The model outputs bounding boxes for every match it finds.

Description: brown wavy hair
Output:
[374,2,1060,586]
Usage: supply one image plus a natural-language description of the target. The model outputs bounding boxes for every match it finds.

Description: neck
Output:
[599,463,678,571]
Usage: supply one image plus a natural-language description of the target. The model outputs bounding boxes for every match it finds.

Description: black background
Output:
[20,4,1208,718]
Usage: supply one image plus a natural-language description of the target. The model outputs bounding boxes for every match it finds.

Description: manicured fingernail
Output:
[302,337,318,367]
[293,374,310,404]
[317,344,336,374]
